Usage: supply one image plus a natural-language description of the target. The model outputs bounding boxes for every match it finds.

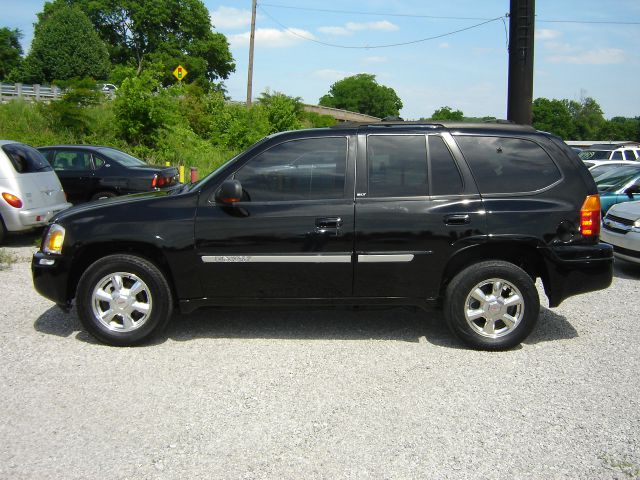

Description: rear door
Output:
[194,135,356,299]
[46,149,96,203]
[353,132,486,300]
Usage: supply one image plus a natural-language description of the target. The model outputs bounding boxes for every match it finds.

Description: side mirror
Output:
[624,184,640,198]
[215,179,243,204]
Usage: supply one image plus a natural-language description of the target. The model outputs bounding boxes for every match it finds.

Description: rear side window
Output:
[623,150,637,160]
[367,135,427,197]
[611,151,623,160]
[429,135,463,195]
[2,143,52,174]
[455,136,561,194]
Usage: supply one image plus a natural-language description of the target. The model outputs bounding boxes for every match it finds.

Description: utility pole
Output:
[246,0,257,106]
[507,0,535,125]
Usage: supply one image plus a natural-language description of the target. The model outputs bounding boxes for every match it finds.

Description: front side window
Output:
[623,150,637,160]
[455,136,561,194]
[2,143,52,174]
[234,137,347,202]
[611,151,623,160]
[367,135,427,197]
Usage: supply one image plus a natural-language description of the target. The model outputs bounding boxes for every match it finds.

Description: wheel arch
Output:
[68,242,177,303]
[439,241,548,301]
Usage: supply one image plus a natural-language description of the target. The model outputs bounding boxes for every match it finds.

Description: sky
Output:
[3,0,640,120]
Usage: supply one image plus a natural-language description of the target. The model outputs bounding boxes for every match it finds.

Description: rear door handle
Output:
[444,214,470,225]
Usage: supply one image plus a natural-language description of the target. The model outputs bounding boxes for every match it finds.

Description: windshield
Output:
[98,147,147,167]
[579,150,611,160]
[595,166,640,192]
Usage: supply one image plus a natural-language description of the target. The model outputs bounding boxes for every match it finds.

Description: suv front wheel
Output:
[444,261,540,350]
[76,254,173,346]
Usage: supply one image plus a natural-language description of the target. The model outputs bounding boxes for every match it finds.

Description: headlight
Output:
[43,224,66,255]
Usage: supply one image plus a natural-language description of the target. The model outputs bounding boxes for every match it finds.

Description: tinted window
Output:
[579,150,611,160]
[456,136,561,194]
[611,151,623,160]
[429,135,463,195]
[234,137,347,202]
[2,143,52,174]
[51,150,92,171]
[367,135,427,197]
[623,150,637,160]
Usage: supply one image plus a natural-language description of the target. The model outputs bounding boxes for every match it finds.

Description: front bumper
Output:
[32,251,73,306]
[601,227,640,264]
[540,243,613,307]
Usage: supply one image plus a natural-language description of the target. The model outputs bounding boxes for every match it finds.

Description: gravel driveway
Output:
[1,234,639,479]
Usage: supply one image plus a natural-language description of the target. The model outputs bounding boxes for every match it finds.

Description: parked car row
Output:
[1,140,179,243]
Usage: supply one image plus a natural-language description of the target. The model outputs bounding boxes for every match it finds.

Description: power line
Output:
[259,2,640,25]
[258,6,505,49]
[259,2,494,21]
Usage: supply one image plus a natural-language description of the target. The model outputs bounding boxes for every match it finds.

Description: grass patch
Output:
[0,248,16,270]
[599,453,640,478]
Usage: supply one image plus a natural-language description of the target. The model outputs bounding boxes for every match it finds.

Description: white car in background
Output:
[0,140,71,243]
[582,160,637,179]
[601,200,640,265]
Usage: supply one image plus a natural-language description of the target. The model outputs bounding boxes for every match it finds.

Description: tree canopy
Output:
[17,6,110,83]
[0,28,23,80]
[38,0,235,85]
[431,106,464,121]
[319,74,403,118]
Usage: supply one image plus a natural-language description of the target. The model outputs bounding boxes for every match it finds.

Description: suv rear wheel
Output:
[76,254,173,346]
[444,260,540,350]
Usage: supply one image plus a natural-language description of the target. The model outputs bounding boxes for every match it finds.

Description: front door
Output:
[48,149,95,203]
[195,135,356,299]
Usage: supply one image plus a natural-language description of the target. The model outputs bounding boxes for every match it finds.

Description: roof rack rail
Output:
[330,120,445,129]
[483,119,514,124]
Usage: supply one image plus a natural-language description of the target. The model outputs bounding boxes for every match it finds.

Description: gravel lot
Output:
[1,234,639,480]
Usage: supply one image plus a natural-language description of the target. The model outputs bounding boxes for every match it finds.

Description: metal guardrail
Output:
[0,83,63,102]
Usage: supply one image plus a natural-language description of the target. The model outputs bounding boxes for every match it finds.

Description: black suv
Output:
[32,122,613,349]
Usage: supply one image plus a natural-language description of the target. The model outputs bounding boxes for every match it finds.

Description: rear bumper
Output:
[540,243,613,307]
[3,202,71,232]
[32,251,72,306]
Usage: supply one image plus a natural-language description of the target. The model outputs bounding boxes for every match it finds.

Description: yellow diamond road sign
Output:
[173,65,188,81]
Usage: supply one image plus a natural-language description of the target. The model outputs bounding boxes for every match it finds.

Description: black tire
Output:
[444,260,540,350]
[90,191,117,201]
[0,216,5,244]
[76,254,173,346]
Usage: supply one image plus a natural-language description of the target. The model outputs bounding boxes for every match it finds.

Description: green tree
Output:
[532,98,575,139]
[431,106,464,121]
[258,90,303,133]
[0,28,23,80]
[17,6,109,83]
[567,97,605,140]
[39,0,235,85]
[43,77,103,135]
[319,73,402,118]
[113,70,177,146]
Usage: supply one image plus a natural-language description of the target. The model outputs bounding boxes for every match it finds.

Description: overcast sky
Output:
[5,0,640,119]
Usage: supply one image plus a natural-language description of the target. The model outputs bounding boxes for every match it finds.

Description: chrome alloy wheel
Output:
[91,272,153,332]
[464,278,525,338]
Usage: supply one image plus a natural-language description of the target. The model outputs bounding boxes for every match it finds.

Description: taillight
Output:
[2,192,23,208]
[151,175,158,188]
[580,195,601,237]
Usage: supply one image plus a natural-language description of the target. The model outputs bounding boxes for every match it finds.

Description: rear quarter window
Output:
[2,143,52,174]
[455,136,561,194]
